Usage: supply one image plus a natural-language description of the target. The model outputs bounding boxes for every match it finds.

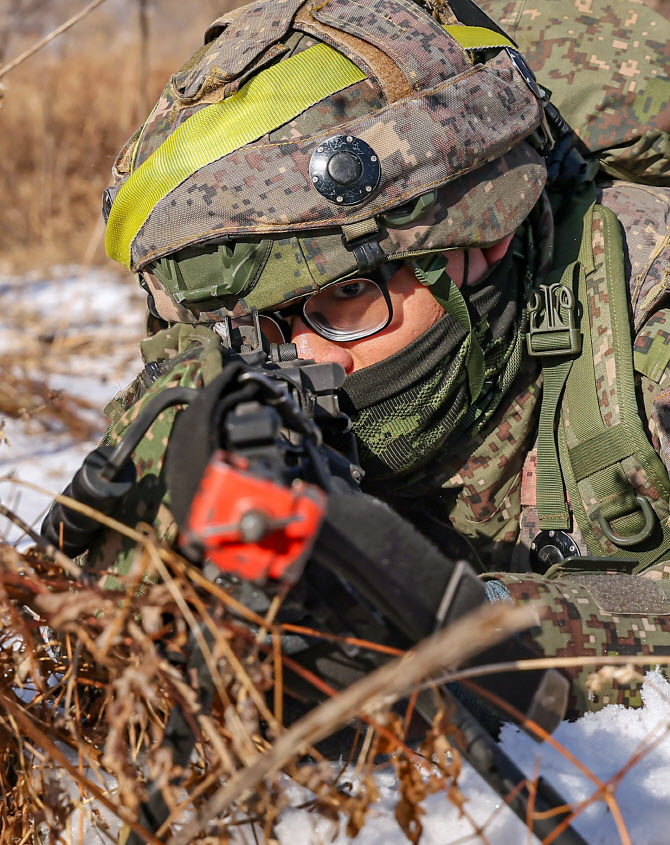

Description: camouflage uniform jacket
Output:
[93,178,670,718]
[93,0,670,718]
[416,178,670,715]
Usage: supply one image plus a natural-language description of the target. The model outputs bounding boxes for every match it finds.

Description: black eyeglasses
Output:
[277,260,403,342]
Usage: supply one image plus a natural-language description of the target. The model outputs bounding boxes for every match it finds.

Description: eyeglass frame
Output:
[272,260,404,343]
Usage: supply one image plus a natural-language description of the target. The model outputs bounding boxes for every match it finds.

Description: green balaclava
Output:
[341,222,538,487]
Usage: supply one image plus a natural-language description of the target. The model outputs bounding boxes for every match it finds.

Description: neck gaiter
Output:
[341,225,535,486]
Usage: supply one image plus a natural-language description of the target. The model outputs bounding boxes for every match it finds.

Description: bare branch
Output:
[0,0,107,81]
[168,601,536,845]
[0,501,84,581]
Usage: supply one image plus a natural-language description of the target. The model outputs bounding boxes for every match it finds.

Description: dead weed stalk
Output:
[0,355,100,439]
[0,506,667,844]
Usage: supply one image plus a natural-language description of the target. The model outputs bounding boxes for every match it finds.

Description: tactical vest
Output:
[527,182,670,572]
[438,180,670,574]
[428,0,670,574]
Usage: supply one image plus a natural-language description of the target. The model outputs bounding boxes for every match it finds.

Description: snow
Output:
[0,266,144,541]
[2,267,670,844]
[273,671,670,845]
[499,670,670,845]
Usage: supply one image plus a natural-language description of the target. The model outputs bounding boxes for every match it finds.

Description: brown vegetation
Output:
[2,3,670,843]
[0,0,237,273]
[0,518,666,843]
[0,526,539,844]
[0,266,145,431]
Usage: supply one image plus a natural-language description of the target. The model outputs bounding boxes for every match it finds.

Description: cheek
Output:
[347,288,443,367]
[484,233,515,265]
[443,251,466,288]
[388,278,445,338]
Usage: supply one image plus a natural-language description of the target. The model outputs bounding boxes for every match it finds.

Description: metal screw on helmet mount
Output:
[328,151,362,185]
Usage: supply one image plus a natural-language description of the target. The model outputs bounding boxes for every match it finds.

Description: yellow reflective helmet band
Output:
[105,42,366,268]
[443,25,515,51]
[105,25,516,270]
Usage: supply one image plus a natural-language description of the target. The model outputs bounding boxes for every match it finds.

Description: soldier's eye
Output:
[333,279,372,299]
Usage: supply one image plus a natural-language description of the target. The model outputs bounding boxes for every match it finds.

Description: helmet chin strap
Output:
[412,236,516,305]
[411,252,454,308]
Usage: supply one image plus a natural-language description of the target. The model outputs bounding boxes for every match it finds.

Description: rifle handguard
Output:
[314,493,569,736]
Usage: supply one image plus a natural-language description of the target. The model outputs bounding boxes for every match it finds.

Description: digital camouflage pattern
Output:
[88,0,670,716]
[489,563,670,717]
[90,172,670,714]
[478,0,670,184]
[138,144,544,316]
[128,50,543,260]
[87,325,226,584]
[421,181,670,568]
[104,0,547,319]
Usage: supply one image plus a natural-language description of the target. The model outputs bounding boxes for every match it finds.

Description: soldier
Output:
[72,0,670,716]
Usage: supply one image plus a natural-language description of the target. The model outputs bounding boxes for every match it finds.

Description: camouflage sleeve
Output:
[84,324,225,584]
[634,310,670,478]
[487,565,670,718]
[489,284,670,718]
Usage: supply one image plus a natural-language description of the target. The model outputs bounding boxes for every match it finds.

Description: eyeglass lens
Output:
[302,278,391,341]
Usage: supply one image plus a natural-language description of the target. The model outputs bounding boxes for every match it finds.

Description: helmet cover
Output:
[104,0,548,321]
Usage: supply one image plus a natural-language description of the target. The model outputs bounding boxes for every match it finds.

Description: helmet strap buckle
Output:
[341,218,385,273]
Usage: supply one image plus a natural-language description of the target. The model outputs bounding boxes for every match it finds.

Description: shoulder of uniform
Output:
[598,181,670,331]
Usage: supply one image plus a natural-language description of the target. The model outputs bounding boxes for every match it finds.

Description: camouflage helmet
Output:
[104,0,548,322]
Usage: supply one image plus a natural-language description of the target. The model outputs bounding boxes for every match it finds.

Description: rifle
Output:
[42,312,587,845]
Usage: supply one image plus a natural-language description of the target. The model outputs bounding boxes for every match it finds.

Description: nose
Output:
[290,318,355,373]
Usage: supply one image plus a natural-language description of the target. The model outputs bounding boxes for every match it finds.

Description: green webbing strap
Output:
[534,262,583,530]
[105,42,366,268]
[413,256,485,403]
[558,206,670,570]
[532,186,597,530]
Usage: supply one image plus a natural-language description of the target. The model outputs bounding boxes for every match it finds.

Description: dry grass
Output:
[0,40,172,273]
[0,0,669,274]
[0,526,538,845]
[0,268,144,435]
[0,358,99,439]
[0,517,668,844]
[2,2,670,842]
[0,0,235,274]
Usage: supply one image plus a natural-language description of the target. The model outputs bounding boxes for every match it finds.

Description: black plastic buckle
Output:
[527,282,581,357]
[341,233,386,274]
